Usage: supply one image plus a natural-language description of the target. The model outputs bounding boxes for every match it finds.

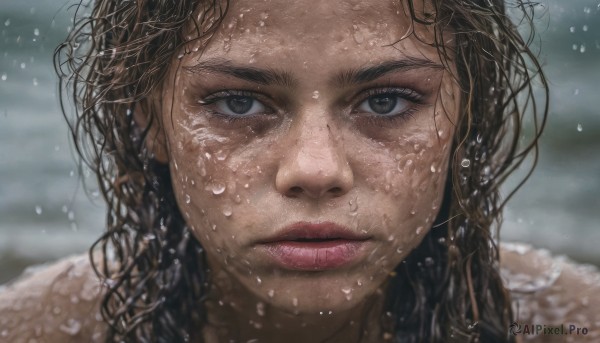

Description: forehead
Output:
[185,0,442,69]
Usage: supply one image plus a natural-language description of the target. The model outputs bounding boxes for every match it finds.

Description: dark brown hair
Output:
[54,0,548,342]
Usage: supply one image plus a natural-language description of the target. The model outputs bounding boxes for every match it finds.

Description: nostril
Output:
[330,187,342,194]
[289,186,303,195]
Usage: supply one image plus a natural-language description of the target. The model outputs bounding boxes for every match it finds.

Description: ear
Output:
[133,100,169,164]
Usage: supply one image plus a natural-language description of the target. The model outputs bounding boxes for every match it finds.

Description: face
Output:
[157,0,459,314]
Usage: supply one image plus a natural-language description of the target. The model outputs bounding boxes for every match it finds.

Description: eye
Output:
[213,95,266,116]
[357,90,419,117]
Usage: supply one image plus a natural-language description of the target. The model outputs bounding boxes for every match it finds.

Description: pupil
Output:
[227,96,253,114]
[369,95,396,114]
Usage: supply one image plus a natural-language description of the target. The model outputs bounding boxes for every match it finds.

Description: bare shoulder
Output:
[500,242,600,342]
[0,253,107,343]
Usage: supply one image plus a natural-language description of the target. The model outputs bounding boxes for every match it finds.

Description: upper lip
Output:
[258,221,371,243]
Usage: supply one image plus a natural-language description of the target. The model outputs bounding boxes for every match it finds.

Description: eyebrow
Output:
[184,58,296,87]
[333,57,444,86]
[184,57,443,88]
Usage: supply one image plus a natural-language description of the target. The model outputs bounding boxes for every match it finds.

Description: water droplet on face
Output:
[415,226,423,235]
[312,90,320,99]
[396,248,403,254]
[59,319,82,336]
[460,158,471,168]
[185,194,191,204]
[340,287,353,300]
[430,164,436,173]
[0,330,7,337]
[254,302,266,317]
[222,205,233,217]
[255,276,262,285]
[211,183,226,195]
[292,297,298,307]
[577,123,583,132]
[267,289,275,298]
[35,205,42,215]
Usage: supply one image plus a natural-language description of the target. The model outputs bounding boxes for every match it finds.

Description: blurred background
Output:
[1,0,599,284]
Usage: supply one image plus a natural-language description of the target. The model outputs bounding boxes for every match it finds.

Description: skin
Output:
[146,0,460,341]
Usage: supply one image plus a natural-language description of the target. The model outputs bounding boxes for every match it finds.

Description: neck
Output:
[196,269,388,343]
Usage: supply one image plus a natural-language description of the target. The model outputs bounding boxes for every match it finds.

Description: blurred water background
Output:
[1,0,599,284]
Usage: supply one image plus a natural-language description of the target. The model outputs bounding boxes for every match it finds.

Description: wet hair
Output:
[54,0,548,342]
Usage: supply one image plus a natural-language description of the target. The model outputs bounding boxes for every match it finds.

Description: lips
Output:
[258,221,371,271]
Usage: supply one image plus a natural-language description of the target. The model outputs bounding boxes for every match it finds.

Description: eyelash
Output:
[353,87,424,125]
[197,87,424,125]
[198,90,273,124]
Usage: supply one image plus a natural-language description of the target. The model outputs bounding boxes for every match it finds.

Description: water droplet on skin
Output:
[267,289,275,298]
[255,276,262,285]
[460,158,471,168]
[415,226,423,235]
[35,205,42,215]
[222,205,233,217]
[387,235,395,241]
[430,164,436,173]
[340,287,353,300]
[312,90,320,99]
[256,302,265,316]
[59,318,82,336]
[1,330,7,337]
[185,194,191,204]
[292,298,298,307]
[211,224,217,232]
[396,248,403,254]
[577,123,583,132]
[211,183,226,195]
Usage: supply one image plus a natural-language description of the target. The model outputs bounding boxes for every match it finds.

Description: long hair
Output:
[54,0,548,342]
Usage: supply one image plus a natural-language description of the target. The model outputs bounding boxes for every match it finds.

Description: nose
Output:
[275,118,353,200]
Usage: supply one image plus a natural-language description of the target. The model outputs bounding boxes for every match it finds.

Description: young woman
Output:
[1,0,598,342]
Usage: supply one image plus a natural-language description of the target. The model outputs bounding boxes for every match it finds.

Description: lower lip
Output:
[262,240,366,271]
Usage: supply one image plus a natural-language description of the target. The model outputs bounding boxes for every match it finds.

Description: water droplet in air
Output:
[424,257,435,267]
[20,62,26,69]
[1,73,6,81]
[580,44,586,53]
[583,25,588,32]
[577,123,583,132]
[312,90,320,99]
[570,26,576,33]
[461,158,471,168]
[33,28,39,36]
[35,205,42,215]
[33,78,38,86]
